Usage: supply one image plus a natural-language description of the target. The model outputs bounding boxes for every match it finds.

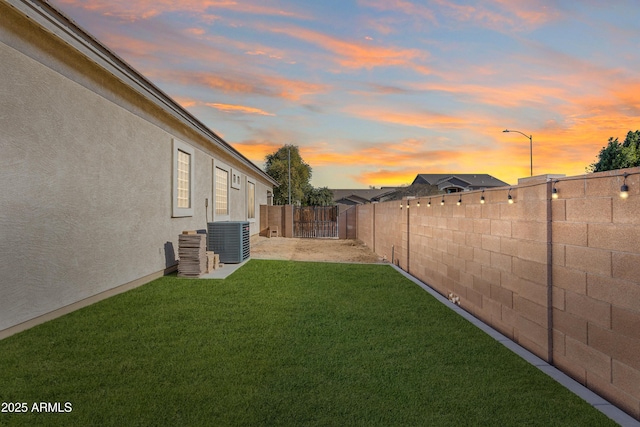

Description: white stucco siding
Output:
[0,2,273,333]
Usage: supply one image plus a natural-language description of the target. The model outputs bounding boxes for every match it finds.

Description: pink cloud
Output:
[205,102,275,116]
[55,0,309,22]
[358,0,437,24]
[490,0,562,29]
[360,0,562,33]
[268,25,431,73]
[162,70,328,101]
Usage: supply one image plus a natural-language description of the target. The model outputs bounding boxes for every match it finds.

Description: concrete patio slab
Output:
[198,259,250,279]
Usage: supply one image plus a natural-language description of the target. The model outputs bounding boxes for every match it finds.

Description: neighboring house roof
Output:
[412,174,509,191]
[332,188,398,204]
[382,184,440,201]
[9,0,277,187]
[335,194,371,205]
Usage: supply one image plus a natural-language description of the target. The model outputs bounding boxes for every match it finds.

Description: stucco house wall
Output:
[0,0,276,336]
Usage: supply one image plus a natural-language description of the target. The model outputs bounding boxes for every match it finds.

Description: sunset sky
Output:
[51,0,640,188]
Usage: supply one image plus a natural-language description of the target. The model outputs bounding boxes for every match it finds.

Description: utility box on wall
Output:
[207,221,250,263]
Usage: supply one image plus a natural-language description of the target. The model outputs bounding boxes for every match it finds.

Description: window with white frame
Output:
[215,167,228,216]
[172,139,194,217]
[247,181,255,219]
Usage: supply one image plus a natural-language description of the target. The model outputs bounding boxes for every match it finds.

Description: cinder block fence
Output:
[356,168,640,421]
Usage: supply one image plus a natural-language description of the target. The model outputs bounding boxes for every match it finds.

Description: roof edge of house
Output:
[8,0,278,187]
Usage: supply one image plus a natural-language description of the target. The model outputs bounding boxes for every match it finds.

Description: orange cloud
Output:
[299,146,445,170]
[496,124,636,183]
[354,147,529,186]
[228,124,619,188]
[230,109,639,188]
[343,105,475,130]
[339,66,640,186]
[298,149,356,167]
[173,96,198,108]
[298,138,516,185]
[230,140,282,164]
[174,97,275,118]
[354,169,420,186]
[267,25,431,74]
[205,103,275,116]
[410,81,567,109]
[297,126,617,188]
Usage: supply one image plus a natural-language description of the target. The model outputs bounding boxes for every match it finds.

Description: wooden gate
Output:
[293,206,339,238]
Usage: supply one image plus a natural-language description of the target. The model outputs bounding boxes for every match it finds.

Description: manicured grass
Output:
[0,260,615,426]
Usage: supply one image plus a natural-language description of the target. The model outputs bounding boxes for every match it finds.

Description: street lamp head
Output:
[502,128,533,176]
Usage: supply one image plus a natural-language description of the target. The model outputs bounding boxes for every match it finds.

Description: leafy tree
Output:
[264,145,336,205]
[264,145,311,205]
[588,130,640,172]
[622,130,640,166]
[303,186,334,206]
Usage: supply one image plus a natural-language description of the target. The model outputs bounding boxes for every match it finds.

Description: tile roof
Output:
[412,174,509,188]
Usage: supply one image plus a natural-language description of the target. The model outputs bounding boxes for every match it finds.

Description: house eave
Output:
[7,0,277,187]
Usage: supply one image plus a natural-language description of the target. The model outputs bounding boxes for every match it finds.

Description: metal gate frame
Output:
[293,206,338,238]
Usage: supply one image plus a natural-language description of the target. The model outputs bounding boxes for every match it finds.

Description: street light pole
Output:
[503,129,533,176]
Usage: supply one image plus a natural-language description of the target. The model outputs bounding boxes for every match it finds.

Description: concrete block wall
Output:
[401,184,551,361]
[261,205,294,237]
[550,167,640,419]
[260,205,284,236]
[355,168,640,420]
[283,205,294,237]
[338,205,357,239]
[356,204,374,249]
[374,201,405,266]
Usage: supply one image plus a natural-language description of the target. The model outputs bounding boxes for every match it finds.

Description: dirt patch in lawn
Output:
[250,236,382,263]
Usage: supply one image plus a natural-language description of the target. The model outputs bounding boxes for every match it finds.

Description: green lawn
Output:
[0,260,616,426]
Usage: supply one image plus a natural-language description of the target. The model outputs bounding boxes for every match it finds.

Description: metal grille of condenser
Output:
[207,221,250,263]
